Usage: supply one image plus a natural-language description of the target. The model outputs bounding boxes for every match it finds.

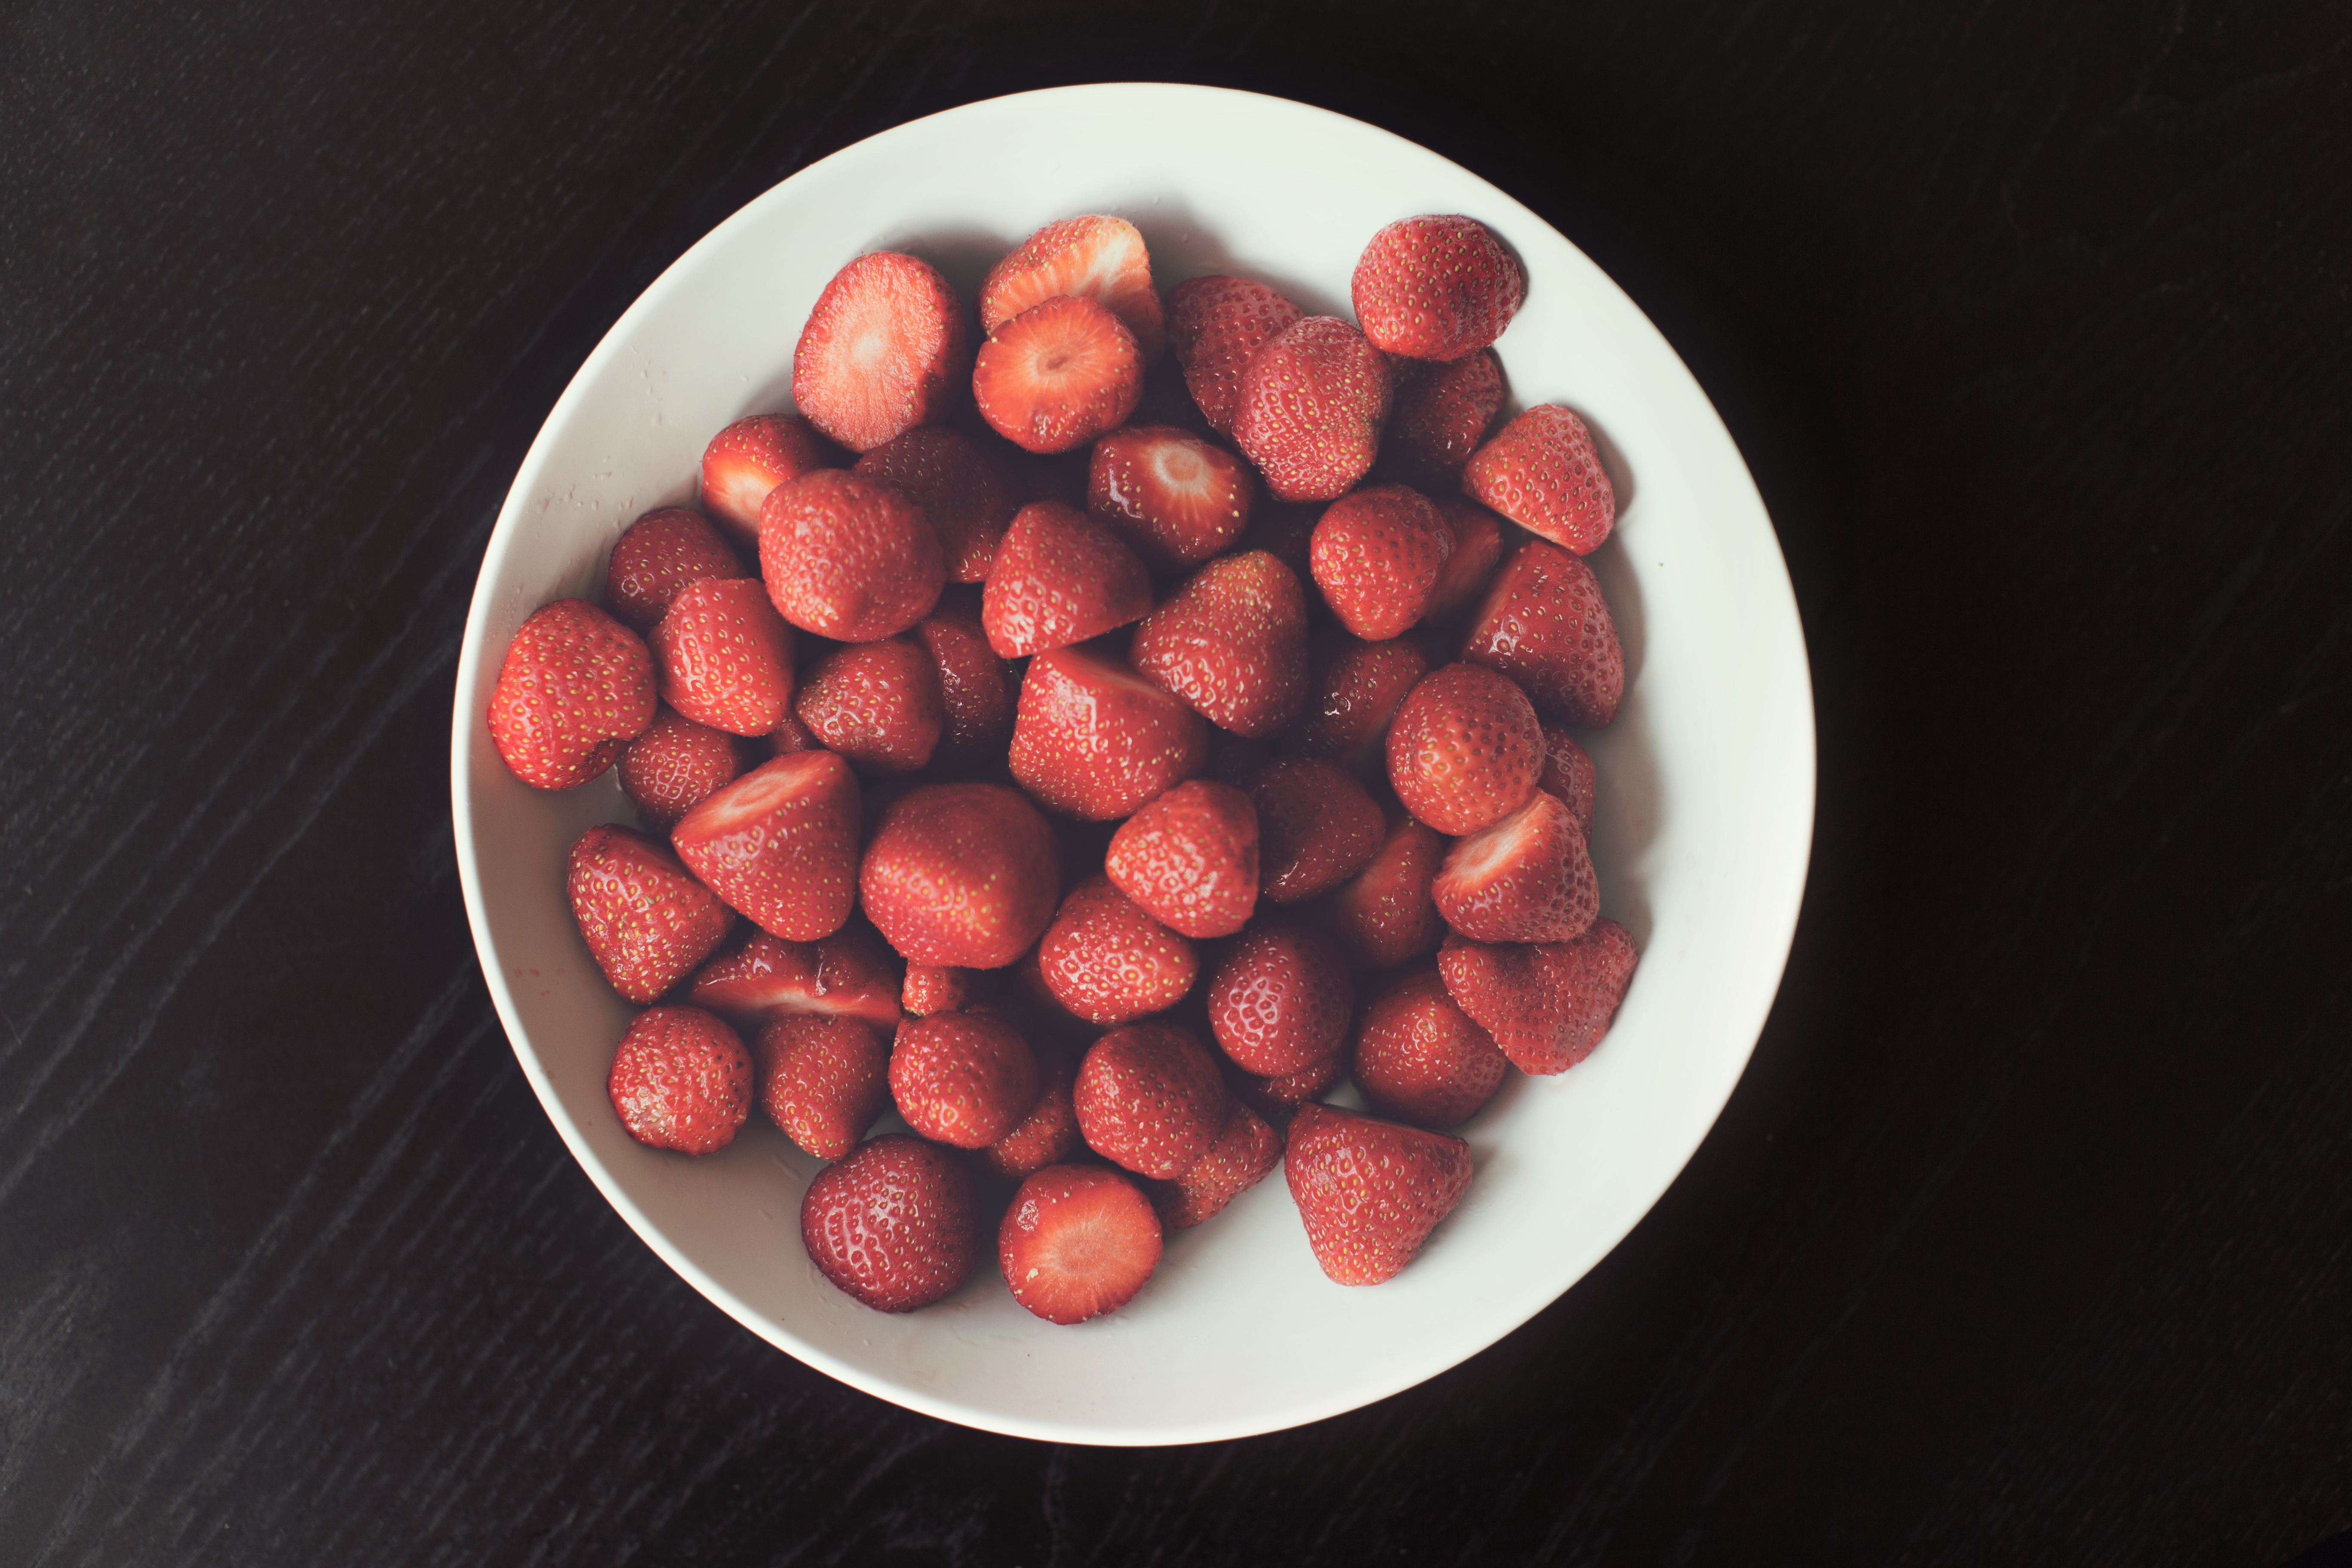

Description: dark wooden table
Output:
[5,2,2348,1562]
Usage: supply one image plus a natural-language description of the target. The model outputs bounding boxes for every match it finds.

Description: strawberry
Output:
[1378,349,1505,491]
[1295,634,1429,773]
[801,1133,979,1312]
[976,1036,1082,1181]
[858,781,1060,968]
[903,963,993,1017]
[764,711,821,756]
[792,636,944,776]
[607,1006,753,1155]
[851,425,1020,583]
[1537,723,1597,834]
[1166,276,1304,436]
[671,750,862,942]
[792,250,970,453]
[1073,1021,1231,1179]
[1102,779,1259,939]
[888,1009,1041,1149]
[1309,484,1456,641]
[487,599,656,790]
[755,1014,891,1159]
[566,824,735,1004]
[1231,1053,1344,1125]
[1129,551,1310,739]
[1462,404,1616,555]
[1351,214,1526,361]
[1205,917,1354,1076]
[1323,809,1448,970]
[698,413,837,549]
[1438,920,1638,1075]
[999,1163,1165,1324]
[997,956,1106,1053]
[1385,662,1544,835]
[1147,1101,1283,1231]
[1350,965,1510,1129]
[1460,539,1624,728]
[758,468,945,642]
[618,707,750,832]
[979,214,1166,363]
[1008,645,1209,821]
[1284,1102,1473,1285]
[1231,316,1393,502]
[1430,788,1599,944]
[603,506,750,632]
[1087,424,1254,569]
[912,602,1016,769]
[1251,756,1384,904]
[649,576,796,738]
[686,923,904,1033]
[1036,875,1199,1026]
[974,295,1144,455]
[979,500,1152,657]
[1421,496,1509,626]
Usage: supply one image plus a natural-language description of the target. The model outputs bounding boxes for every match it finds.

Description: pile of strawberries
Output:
[487,209,1638,1326]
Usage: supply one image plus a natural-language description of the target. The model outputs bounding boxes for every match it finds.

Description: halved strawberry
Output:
[1251,756,1384,904]
[1538,723,1598,834]
[889,1009,1041,1149]
[1351,214,1526,362]
[858,781,1061,968]
[979,500,1152,657]
[1437,919,1638,1074]
[974,295,1144,455]
[608,1006,753,1156]
[852,425,1020,583]
[1295,634,1429,774]
[980,214,1166,362]
[1036,875,1198,1026]
[687,923,905,1033]
[912,600,1016,770]
[801,1133,979,1312]
[619,707,750,832]
[1129,551,1310,739]
[1462,404,1616,555]
[671,750,862,942]
[977,1036,1083,1181]
[1102,779,1259,940]
[1350,965,1510,1129]
[1379,349,1505,491]
[1008,645,1209,821]
[1323,808,1448,970]
[1167,275,1304,436]
[1430,788,1598,944]
[999,1163,1165,1324]
[755,1014,891,1159]
[792,636,944,776]
[1205,917,1354,1077]
[487,599,656,791]
[1087,424,1254,569]
[1147,1100,1283,1231]
[698,413,837,549]
[650,577,796,738]
[792,251,970,453]
[1285,1102,1472,1285]
[604,506,750,632]
[1385,662,1544,836]
[1309,484,1456,641]
[1421,496,1509,626]
[1459,538,1625,728]
[758,468,945,642]
[1073,1021,1231,1179]
[567,823,735,1004]
[1231,316,1392,502]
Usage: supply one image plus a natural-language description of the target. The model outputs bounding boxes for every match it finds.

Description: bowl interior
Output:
[450,83,1814,1445]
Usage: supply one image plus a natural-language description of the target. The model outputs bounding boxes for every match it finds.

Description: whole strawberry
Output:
[1385,662,1544,836]
[1323,810,1448,970]
[1284,1102,1473,1285]
[1036,875,1199,1026]
[699,413,836,549]
[1205,918,1354,1077]
[487,598,656,790]
[1008,646,1209,821]
[1459,539,1625,728]
[858,782,1060,968]
[1073,1022,1231,1179]
[650,577,796,737]
[888,1010,1041,1149]
[977,1035,1083,1180]
[1147,1101,1283,1231]
[1294,635,1429,774]
[756,1014,891,1159]
[1421,496,1509,626]
[1351,214,1526,362]
[618,707,749,832]
[1167,275,1304,436]
[801,1133,980,1312]
[1231,316,1392,502]
[1308,484,1456,641]
[608,1006,752,1155]
[912,603,1016,770]
[1537,723,1598,833]
[793,636,944,776]
[792,251,970,453]
[1129,551,1311,740]
[980,500,1152,657]
[567,823,735,1004]
[1250,757,1384,905]
[1437,920,1639,1075]
[1102,779,1260,940]
[853,426,1020,584]
[671,750,863,942]
[1379,349,1506,491]
[603,506,750,632]
[758,469,946,643]
[1462,404,1616,555]
[1350,965,1510,1129]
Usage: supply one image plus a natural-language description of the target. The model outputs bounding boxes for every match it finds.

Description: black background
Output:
[4,1,2349,1562]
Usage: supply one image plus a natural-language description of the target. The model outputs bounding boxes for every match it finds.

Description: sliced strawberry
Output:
[792,251,970,453]
[1351,214,1526,361]
[1073,1021,1231,1179]
[1323,808,1448,970]
[903,963,992,1017]
[1284,1102,1473,1285]
[977,1036,1082,1181]
[801,1133,979,1312]
[1462,404,1616,555]
[1379,349,1506,491]
[1308,484,1456,641]
[758,467,945,642]
[979,500,1152,657]
[607,1006,752,1155]
[911,600,1016,770]
[888,1009,1041,1148]
[792,636,944,776]
[603,506,750,632]
[1421,496,1510,626]
[566,823,735,1004]
[1036,875,1199,1027]
[1129,551,1311,739]
[858,781,1060,968]
[974,295,1144,455]
[1350,965,1510,1129]
[755,1014,891,1159]
[1386,662,1544,836]
[686,923,905,1034]
[698,413,837,549]
[1167,276,1304,436]
[649,576,796,738]
[1205,917,1354,1076]
[487,598,655,790]
[980,214,1166,362]
[1537,723,1598,834]
[1431,788,1598,944]
[671,750,862,942]
[1438,920,1638,1075]
[1231,316,1392,502]
[1008,645,1209,821]
[618,707,750,832]
[1295,634,1429,774]
[1460,539,1625,728]
[1102,779,1259,940]
[851,426,1019,584]
[1251,756,1384,904]
[999,1163,1165,1324]
[1231,1053,1343,1126]
[1087,423,1254,570]
[1147,1101,1283,1231]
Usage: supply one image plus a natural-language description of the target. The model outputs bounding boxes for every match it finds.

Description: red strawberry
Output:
[1462,404,1616,555]
[1073,1022,1231,1179]
[1421,496,1509,626]
[1537,723,1597,833]
[1008,646,1208,821]
[607,1006,753,1155]
[1323,809,1448,970]
[1087,424,1254,570]
[1295,634,1429,774]
[699,413,836,549]
[911,602,1016,769]
[1438,920,1638,1074]
[1167,276,1304,436]
[1284,1102,1473,1285]
[999,1163,1165,1324]
[1205,918,1354,1076]
[1036,875,1198,1026]
[851,426,1020,583]
[980,500,1152,657]
[1308,484,1456,641]
[755,1014,891,1159]
[977,1037,1082,1181]
[1129,551,1310,739]
[758,468,945,641]
[1386,662,1544,835]
[649,577,796,737]
[996,958,1105,1053]
[792,637,944,776]
[1231,1053,1344,1125]
[765,711,821,756]
[1251,756,1384,904]
[604,506,750,632]
[1350,965,1510,1129]
[792,251,970,453]
[858,781,1060,968]
[686,923,904,1034]
[1351,215,1526,362]
[619,707,750,832]
[1379,349,1505,490]
[1102,779,1259,939]
[801,1133,979,1312]
[487,599,655,790]
[980,214,1166,362]
[671,750,862,941]
[888,1010,1041,1148]
[1460,539,1625,728]
[974,295,1144,455]
[1147,1101,1283,1230]
[567,824,735,1004]
[1431,788,1598,944]
[903,963,992,1017]
[1231,316,1393,502]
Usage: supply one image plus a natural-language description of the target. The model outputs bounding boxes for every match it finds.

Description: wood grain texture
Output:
[2,0,2347,1562]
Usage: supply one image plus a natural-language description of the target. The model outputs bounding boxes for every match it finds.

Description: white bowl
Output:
[450,83,1814,1446]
